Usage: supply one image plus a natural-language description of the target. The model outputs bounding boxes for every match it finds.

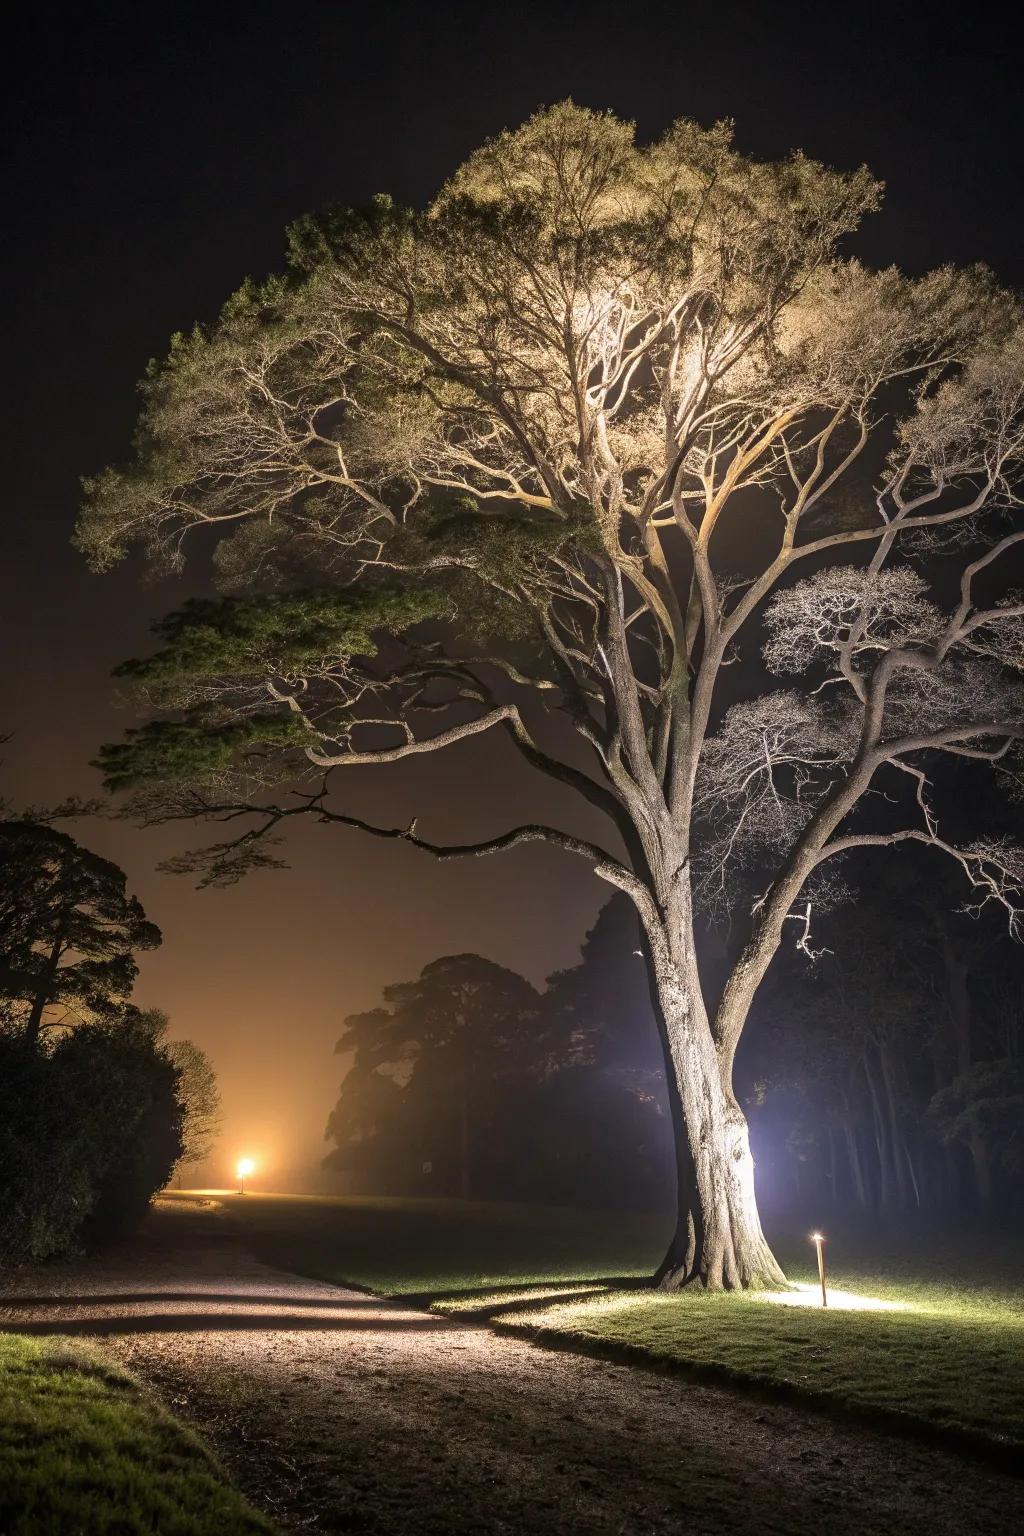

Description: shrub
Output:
[0,1017,183,1263]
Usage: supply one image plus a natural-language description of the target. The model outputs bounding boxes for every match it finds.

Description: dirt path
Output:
[0,1199,1019,1536]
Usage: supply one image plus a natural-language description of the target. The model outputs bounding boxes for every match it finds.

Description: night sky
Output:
[5,1,1024,1182]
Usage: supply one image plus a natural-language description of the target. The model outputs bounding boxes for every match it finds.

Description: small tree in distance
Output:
[78,105,1024,1288]
[165,1034,222,1173]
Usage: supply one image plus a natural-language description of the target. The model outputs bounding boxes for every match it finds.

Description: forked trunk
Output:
[650,961,786,1291]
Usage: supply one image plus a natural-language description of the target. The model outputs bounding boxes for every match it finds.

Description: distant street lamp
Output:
[811,1232,828,1307]
[236,1157,255,1195]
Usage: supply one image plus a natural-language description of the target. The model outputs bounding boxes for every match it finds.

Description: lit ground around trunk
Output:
[206,1192,1024,1455]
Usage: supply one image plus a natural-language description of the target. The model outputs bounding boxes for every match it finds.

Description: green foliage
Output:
[94,716,311,793]
[285,190,418,274]
[0,1040,94,1261]
[0,1014,183,1262]
[95,584,455,791]
[0,1335,271,1534]
[118,586,446,690]
[166,1036,222,1167]
[422,495,599,568]
[0,821,161,1036]
[407,495,601,645]
[0,825,215,1259]
[68,1016,184,1245]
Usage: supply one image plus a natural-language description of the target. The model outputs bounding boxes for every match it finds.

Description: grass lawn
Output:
[201,1189,665,1297]
[481,1227,1024,1458]
[197,1190,1024,1458]
[0,1333,273,1535]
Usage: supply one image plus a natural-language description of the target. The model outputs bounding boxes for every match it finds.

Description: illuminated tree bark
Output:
[650,945,785,1288]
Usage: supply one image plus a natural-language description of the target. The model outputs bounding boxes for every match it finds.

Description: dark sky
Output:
[4,0,1024,1183]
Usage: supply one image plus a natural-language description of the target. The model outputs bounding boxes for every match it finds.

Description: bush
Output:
[0,1039,94,1261]
[0,1018,183,1263]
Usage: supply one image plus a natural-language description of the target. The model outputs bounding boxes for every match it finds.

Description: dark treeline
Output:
[748,851,1024,1222]
[327,862,1023,1220]
[0,818,220,1262]
[324,898,675,1209]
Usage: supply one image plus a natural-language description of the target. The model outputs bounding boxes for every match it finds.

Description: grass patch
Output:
[495,1288,1024,1455]
[452,1227,1024,1457]
[202,1190,664,1298]
[0,1332,273,1535]
[190,1190,1024,1458]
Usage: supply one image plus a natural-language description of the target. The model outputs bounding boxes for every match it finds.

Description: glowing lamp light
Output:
[810,1231,828,1307]
[236,1157,255,1195]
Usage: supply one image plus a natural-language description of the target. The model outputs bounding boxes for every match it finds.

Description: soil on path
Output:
[0,1199,1019,1536]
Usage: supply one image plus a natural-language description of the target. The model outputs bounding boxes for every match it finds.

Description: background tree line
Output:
[326,865,1023,1221]
[749,845,1024,1222]
[0,814,220,1262]
[324,897,675,1209]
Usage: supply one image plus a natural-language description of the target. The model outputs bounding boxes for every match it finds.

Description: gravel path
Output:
[0,1198,1019,1535]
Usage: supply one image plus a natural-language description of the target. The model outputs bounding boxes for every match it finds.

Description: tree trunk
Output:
[943,946,992,1210]
[878,1042,913,1209]
[929,1055,959,1210]
[863,1049,893,1212]
[904,1140,922,1209]
[841,1092,870,1210]
[24,936,63,1048]
[844,1119,870,1209]
[458,1082,471,1202]
[650,962,786,1291]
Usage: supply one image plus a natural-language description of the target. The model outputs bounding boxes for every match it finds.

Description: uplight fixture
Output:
[810,1232,828,1307]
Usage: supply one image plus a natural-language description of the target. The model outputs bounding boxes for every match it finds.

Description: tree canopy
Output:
[0,820,161,1043]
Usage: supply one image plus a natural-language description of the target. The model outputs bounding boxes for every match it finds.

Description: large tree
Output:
[78,106,1024,1288]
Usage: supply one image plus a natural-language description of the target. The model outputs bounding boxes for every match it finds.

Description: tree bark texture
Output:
[645,936,786,1291]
